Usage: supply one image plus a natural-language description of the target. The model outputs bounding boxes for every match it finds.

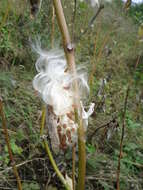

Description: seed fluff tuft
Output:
[32,42,94,152]
[33,43,89,116]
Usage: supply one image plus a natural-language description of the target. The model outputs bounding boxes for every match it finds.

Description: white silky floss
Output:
[33,47,74,115]
[32,45,94,147]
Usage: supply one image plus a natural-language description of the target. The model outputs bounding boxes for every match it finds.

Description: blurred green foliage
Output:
[129,3,143,23]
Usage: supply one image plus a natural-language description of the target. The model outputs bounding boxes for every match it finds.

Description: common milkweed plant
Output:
[32,1,95,190]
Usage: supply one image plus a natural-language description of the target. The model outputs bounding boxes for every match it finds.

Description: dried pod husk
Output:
[46,105,60,154]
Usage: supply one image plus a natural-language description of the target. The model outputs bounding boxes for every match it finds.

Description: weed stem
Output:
[0,99,22,190]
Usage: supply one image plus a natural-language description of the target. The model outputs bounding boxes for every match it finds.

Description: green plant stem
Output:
[0,99,22,190]
[75,109,86,190]
[72,145,76,190]
[40,107,71,190]
[43,140,71,190]
[52,1,86,189]
[77,119,86,190]
[40,106,46,136]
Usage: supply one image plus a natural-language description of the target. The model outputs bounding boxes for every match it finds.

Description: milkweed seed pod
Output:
[32,42,94,153]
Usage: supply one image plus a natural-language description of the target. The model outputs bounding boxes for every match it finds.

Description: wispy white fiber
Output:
[32,43,89,116]
[32,43,95,151]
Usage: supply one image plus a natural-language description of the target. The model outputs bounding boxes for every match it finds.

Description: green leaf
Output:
[4,139,23,155]
[86,144,96,154]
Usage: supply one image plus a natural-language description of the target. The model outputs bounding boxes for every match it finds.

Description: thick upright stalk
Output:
[77,118,86,190]
[52,0,76,73]
[52,1,86,189]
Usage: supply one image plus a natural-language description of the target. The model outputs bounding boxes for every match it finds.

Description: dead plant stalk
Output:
[0,99,22,190]
[116,86,129,190]
[116,55,140,190]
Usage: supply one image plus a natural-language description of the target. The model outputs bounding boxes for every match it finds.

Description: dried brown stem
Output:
[93,21,101,59]
[76,4,104,43]
[0,99,22,190]
[116,55,140,190]
[89,30,111,97]
[90,117,117,138]
[89,21,101,98]
[116,86,129,190]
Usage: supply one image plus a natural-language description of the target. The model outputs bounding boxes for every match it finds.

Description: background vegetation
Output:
[0,0,143,189]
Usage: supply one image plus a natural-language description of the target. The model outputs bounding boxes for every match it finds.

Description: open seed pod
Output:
[33,44,94,153]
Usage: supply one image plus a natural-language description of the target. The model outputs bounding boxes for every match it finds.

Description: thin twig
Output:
[0,158,45,175]
[0,99,22,190]
[90,117,117,138]
[93,21,101,59]
[51,5,55,48]
[96,33,110,62]
[116,55,140,190]
[71,0,77,41]
[116,86,129,190]
[134,55,140,71]
[89,21,101,98]
[89,29,111,97]
[76,4,104,43]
